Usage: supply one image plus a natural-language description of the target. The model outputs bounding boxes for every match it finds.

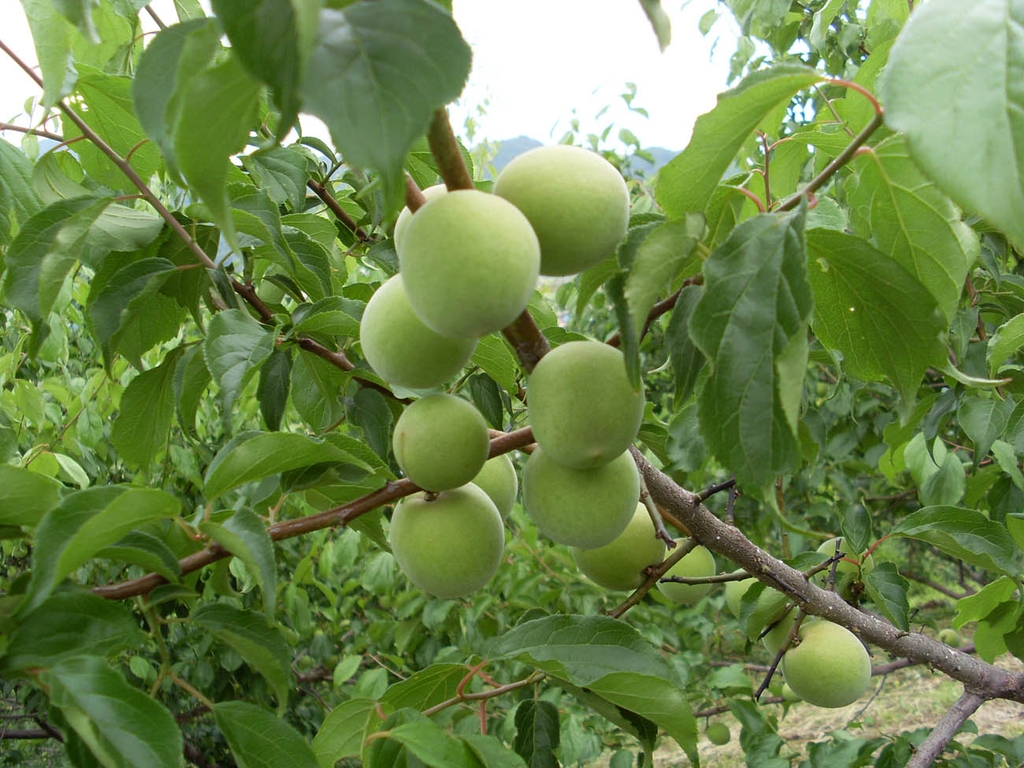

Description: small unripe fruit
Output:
[572,503,666,591]
[471,454,518,520]
[725,577,757,617]
[393,183,446,252]
[657,545,716,604]
[706,722,731,746]
[814,536,874,602]
[389,484,504,598]
[760,608,797,655]
[528,341,645,470]
[359,276,476,389]
[494,145,630,276]
[782,621,871,708]
[523,448,640,548]
[746,588,791,643]
[392,395,489,491]
[938,628,962,647]
[399,190,540,338]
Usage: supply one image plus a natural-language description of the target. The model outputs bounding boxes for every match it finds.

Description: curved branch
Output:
[632,449,1024,705]
[906,690,986,768]
[427,109,474,191]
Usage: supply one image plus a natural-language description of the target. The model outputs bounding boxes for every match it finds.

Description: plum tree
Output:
[358,275,476,389]
[656,544,716,604]
[470,454,519,520]
[527,341,645,469]
[493,144,630,276]
[522,448,640,548]
[392,394,489,491]
[781,621,872,708]
[572,503,666,590]
[389,484,505,598]
[398,190,540,338]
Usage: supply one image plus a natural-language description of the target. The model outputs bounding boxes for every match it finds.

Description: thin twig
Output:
[608,537,697,619]
[697,477,736,503]
[0,121,63,142]
[306,179,372,242]
[640,473,676,546]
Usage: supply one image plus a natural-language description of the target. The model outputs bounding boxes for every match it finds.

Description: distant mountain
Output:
[485,136,678,179]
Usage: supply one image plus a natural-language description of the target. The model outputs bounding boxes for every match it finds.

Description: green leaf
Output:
[988,313,1024,375]
[513,700,559,768]
[290,350,349,430]
[214,701,320,768]
[23,486,180,614]
[0,138,43,246]
[42,657,181,766]
[806,229,946,401]
[664,285,705,408]
[96,530,182,583]
[656,64,822,218]
[883,0,1024,249]
[302,0,472,207]
[20,0,78,107]
[348,388,393,460]
[193,603,293,707]
[863,562,910,631]
[0,464,62,527]
[919,450,966,508]
[491,615,698,763]
[953,576,1018,629]
[624,214,704,338]
[89,258,178,363]
[689,208,811,486]
[462,735,530,768]
[959,396,1014,465]
[847,135,978,322]
[205,431,373,499]
[379,663,466,714]
[174,53,261,247]
[174,343,212,439]
[258,348,292,431]
[373,716,480,767]
[110,348,182,469]
[210,0,322,138]
[471,335,521,397]
[1,592,145,672]
[204,309,277,414]
[63,67,164,191]
[312,698,377,766]
[243,145,311,211]
[133,17,221,180]
[200,508,277,615]
[891,506,1021,576]
[638,0,671,51]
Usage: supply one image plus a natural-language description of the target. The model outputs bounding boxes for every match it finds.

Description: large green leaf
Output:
[204,431,373,499]
[0,464,63,527]
[193,603,294,707]
[302,0,471,207]
[988,313,1024,375]
[211,0,322,138]
[214,701,320,768]
[96,530,182,583]
[863,563,910,632]
[23,486,181,614]
[200,508,277,615]
[110,348,182,469]
[312,698,377,767]
[41,656,182,767]
[513,700,560,768]
[891,506,1021,576]
[847,135,978,322]
[174,53,261,246]
[243,145,311,211]
[491,615,698,764]
[0,592,145,672]
[689,208,811,486]
[0,138,43,246]
[656,64,822,218]
[806,229,946,401]
[379,663,466,714]
[883,0,1024,248]
[959,396,1015,465]
[19,0,78,107]
[366,712,480,767]
[204,308,277,414]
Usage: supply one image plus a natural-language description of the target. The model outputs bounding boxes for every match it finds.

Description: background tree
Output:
[0,0,1023,766]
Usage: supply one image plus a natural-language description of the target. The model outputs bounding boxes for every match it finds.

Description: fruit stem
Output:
[754,610,805,701]
[404,174,428,212]
[427,108,474,191]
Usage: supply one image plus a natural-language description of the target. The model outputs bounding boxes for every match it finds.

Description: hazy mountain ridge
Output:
[487,135,678,178]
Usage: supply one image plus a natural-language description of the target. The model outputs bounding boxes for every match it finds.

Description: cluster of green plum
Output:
[723,538,875,709]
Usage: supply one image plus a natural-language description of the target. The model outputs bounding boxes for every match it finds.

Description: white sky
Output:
[0,0,735,151]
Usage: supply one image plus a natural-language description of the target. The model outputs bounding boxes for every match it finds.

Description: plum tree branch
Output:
[631,449,1024,706]
[427,108,474,191]
[0,121,63,142]
[905,690,986,768]
[93,428,537,600]
[306,179,372,243]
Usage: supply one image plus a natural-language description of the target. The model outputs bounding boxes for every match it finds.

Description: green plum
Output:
[572,503,666,591]
[471,453,519,520]
[392,394,489,491]
[656,545,716,604]
[782,620,871,708]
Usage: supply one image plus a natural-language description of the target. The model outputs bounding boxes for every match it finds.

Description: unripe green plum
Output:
[393,183,446,252]
[399,190,540,338]
[760,608,797,655]
[392,394,489,491]
[657,545,716,604]
[782,621,871,708]
[814,536,874,602]
[782,683,802,703]
[572,503,666,591]
[528,341,645,470]
[725,577,757,617]
[523,448,639,548]
[359,276,476,389]
[389,484,505,598]
[706,722,731,746]
[471,453,518,520]
[939,628,962,647]
[494,145,629,276]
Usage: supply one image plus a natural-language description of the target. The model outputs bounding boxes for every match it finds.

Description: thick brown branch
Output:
[0,728,54,740]
[427,109,474,191]
[501,311,551,374]
[632,450,1024,705]
[306,179,372,243]
[906,690,986,768]
[93,428,536,600]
